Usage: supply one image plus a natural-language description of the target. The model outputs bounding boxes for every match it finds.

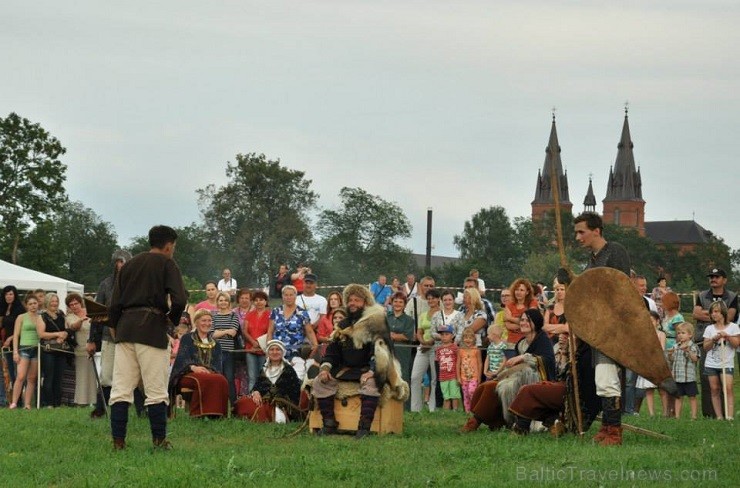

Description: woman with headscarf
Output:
[233,339,304,422]
[267,285,318,380]
[460,308,555,432]
[169,309,229,418]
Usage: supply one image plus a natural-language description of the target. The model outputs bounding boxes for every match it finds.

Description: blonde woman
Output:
[9,295,42,409]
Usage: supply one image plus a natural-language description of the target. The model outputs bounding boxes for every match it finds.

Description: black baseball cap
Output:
[304,273,318,282]
[706,268,727,278]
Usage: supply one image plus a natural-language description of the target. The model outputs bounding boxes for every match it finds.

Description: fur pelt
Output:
[330,301,409,402]
[496,366,542,425]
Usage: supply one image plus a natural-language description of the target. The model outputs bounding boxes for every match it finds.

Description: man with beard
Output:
[692,267,737,417]
[313,284,408,439]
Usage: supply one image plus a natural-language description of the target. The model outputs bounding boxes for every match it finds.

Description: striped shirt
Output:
[210,311,241,352]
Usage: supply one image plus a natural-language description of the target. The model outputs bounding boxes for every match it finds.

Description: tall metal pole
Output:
[425,208,432,270]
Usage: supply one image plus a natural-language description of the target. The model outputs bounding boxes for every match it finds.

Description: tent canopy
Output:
[0,259,84,307]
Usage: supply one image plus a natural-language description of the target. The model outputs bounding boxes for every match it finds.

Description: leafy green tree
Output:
[197,153,317,286]
[453,206,521,288]
[520,251,564,285]
[20,201,118,289]
[313,187,413,284]
[0,112,68,262]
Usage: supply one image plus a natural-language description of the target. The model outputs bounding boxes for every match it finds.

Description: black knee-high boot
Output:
[602,397,622,426]
[356,395,379,439]
[148,402,168,441]
[316,396,337,435]
[110,402,129,449]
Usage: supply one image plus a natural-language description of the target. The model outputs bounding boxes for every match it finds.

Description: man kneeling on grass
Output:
[313,284,408,439]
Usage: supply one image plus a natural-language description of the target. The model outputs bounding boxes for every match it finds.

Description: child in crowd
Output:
[668,322,700,420]
[457,327,482,412]
[635,311,666,416]
[170,324,190,367]
[171,323,190,409]
[702,301,739,420]
[435,325,460,410]
[483,324,506,381]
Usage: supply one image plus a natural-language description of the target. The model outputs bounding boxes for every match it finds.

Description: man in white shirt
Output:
[297,273,327,329]
[634,275,658,313]
[405,276,435,319]
[217,268,238,297]
[470,269,486,294]
[403,273,418,298]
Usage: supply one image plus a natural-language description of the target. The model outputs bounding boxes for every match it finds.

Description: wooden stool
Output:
[309,396,403,435]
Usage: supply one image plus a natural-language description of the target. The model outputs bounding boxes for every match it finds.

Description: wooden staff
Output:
[37,343,42,409]
[548,140,584,436]
[720,338,729,420]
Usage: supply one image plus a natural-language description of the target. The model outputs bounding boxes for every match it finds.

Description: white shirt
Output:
[403,282,418,298]
[218,278,237,293]
[703,322,739,369]
[477,278,486,294]
[297,293,327,325]
[405,295,429,319]
[643,295,658,314]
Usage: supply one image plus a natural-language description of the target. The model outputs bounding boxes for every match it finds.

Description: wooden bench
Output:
[309,396,404,435]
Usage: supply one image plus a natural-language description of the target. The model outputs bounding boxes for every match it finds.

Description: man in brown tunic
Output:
[109,225,188,450]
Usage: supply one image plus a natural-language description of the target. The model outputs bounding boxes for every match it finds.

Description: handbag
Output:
[231,312,246,350]
[41,312,75,353]
[40,339,72,353]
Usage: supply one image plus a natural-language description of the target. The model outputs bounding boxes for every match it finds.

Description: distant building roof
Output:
[645,220,712,245]
[412,253,459,269]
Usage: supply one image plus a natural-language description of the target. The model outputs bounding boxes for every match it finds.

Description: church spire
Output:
[531,114,572,220]
[601,107,646,235]
[584,175,596,212]
[603,108,643,202]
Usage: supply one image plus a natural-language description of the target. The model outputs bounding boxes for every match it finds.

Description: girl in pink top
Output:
[457,328,482,412]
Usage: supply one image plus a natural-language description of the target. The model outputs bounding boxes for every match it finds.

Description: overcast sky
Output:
[2,1,738,263]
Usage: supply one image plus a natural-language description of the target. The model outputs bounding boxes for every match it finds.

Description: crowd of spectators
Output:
[1,263,737,427]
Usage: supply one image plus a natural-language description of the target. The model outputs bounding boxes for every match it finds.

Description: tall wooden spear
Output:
[547,120,584,436]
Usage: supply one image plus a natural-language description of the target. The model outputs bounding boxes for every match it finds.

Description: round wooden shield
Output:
[565,267,675,393]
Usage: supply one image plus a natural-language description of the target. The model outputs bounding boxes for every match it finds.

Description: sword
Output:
[90,353,108,418]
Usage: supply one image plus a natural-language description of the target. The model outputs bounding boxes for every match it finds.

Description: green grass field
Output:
[2,391,738,488]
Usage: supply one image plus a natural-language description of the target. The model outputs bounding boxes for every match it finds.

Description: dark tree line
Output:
[2,112,736,293]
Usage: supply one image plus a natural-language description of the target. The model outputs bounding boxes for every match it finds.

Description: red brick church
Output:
[531,110,713,253]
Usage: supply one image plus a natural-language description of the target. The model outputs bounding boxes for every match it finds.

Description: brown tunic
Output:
[110,252,188,349]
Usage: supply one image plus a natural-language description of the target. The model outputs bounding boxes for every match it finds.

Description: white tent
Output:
[0,259,84,307]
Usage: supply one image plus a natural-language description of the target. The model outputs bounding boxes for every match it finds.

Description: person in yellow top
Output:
[10,294,42,409]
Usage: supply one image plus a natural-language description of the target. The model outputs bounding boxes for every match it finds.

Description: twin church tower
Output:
[531,109,646,235]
